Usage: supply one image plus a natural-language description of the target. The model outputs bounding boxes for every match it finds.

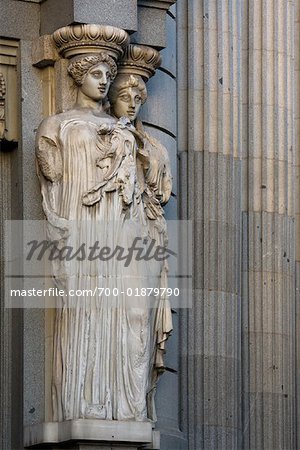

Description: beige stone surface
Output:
[0,39,18,142]
[24,420,154,447]
[54,58,75,112]
[32,35,59,68]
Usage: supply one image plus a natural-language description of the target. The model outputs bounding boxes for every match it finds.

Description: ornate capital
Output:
[0,73,6,140]
[52,24,129,60]
[118,44,161,80]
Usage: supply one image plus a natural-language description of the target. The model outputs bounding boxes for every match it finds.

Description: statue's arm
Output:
[145,136,173,205]
[135,120,172,204]
[36,117,62,183]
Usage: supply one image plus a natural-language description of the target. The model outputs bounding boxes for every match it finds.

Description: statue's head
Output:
[68,53,117,102]
[108,74,147,121]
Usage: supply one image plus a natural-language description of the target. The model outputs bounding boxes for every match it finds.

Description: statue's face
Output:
[113,87,142,121]
[80,63,112,101]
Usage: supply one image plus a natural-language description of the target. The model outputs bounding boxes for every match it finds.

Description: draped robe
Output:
[36,108,172,422]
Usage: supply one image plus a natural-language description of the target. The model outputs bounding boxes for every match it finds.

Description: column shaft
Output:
[243,1,296,448]
[179,0,243,448]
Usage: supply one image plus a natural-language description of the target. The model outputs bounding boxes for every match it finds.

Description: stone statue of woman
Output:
[107,44,173,421]
[36,26,172,424]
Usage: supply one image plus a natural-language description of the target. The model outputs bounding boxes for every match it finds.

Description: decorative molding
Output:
[0,39,18,143]
[118,44,161,80]
[17,0,45,3]
[0,74,6,140]
[0,39,18,66]
[137,0,176,10]
[52,24,129,60]
[32,35,59,68]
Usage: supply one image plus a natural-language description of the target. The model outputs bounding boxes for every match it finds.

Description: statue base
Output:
[24,420,160,449]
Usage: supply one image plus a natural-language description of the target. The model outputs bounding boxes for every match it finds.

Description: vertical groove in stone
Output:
[241,0,249,212]
[0,151,12,449]
[240,1,250,442]
[177,0,188,157]
[187,1,205,449]
[294,0,300,447]
[203,0,218,154]
[189,0,204,153]
[245,0,296,448]
[177,0,192,447]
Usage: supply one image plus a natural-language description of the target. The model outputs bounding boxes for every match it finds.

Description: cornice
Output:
[137,0,176,11]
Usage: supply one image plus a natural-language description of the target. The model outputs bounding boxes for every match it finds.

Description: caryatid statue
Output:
[36,25,172,424]
[107,44,173,420]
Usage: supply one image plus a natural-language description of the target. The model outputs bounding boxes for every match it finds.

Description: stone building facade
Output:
[0,0,299,449]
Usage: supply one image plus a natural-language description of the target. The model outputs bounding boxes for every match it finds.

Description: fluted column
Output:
[178,0,243,448]
[242,1,296,449]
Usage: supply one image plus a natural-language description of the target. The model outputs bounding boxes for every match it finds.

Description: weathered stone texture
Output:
[0,0,40,39]
[241,1,296,449]
[40,0,138,35]
[160,14,176,77]
[139,71,176,136]
[32,35,59,68]
[19,40,45,435]
[134,6,168,49]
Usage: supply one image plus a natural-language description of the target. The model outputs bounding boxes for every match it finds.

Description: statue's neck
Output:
[75,90,104,111]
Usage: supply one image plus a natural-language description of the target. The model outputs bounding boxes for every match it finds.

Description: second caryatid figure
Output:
[36,25,173,423]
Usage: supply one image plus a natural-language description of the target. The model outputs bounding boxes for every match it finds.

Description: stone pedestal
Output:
[24,420,159,449]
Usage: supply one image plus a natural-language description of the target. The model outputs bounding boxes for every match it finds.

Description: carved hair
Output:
[108,74,148,105]
[67,53,117,86]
